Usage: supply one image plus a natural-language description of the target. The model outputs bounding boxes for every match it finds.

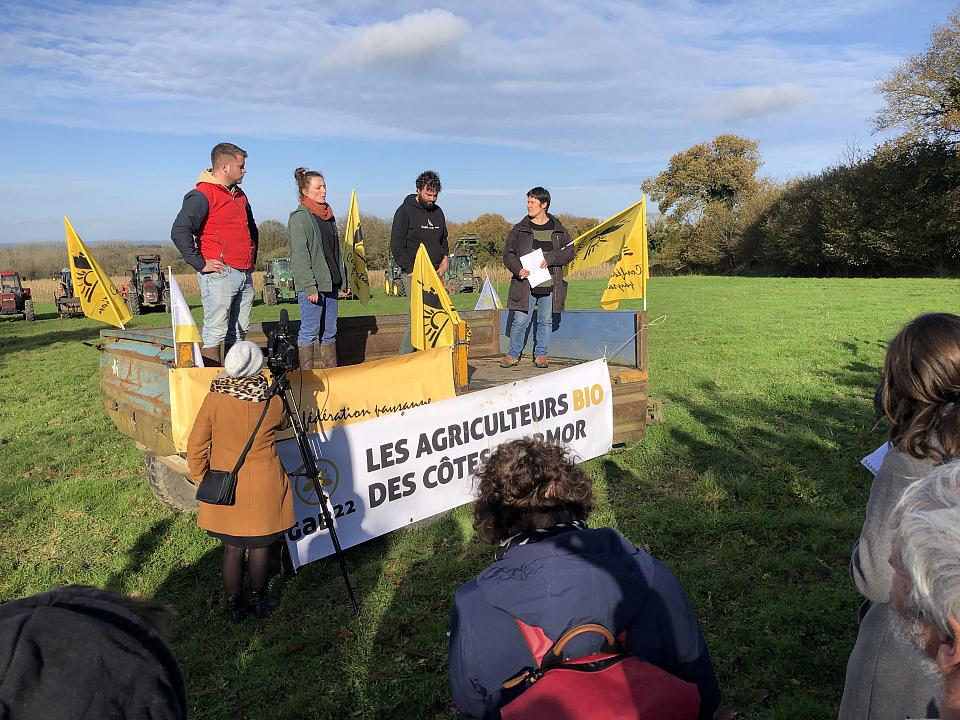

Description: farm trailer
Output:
[97,308,652,511]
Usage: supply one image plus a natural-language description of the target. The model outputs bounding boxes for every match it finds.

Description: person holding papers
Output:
[501,187,575,369]
[839,312,960,720]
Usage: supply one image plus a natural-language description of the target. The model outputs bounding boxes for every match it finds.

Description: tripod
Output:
[267,369,360,614]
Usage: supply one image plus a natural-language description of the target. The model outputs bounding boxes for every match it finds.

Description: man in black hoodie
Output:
[390,170,449,353]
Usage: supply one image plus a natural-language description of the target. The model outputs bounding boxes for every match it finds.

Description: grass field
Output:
[1,276,958,719]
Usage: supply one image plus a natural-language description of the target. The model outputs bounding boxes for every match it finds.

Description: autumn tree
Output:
[642,134,764,271]
[875,10,960,147]
[643,134,762,222]
[256,219,289,264]
[357,213,392,270]
[450,213,512,266]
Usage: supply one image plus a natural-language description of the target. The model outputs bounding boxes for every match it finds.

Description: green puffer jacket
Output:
[288,205,347,296]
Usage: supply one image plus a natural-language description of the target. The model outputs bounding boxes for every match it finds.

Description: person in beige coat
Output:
[839,312,960,719]
[188,341,295,622]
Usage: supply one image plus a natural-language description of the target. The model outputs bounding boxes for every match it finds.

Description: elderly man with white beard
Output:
[888,460,960,720]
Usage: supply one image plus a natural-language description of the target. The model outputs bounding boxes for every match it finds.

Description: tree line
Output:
[644,10,960,277]
[0,212,601,280]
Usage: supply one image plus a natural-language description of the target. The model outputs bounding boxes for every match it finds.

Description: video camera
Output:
[266,309,299,376]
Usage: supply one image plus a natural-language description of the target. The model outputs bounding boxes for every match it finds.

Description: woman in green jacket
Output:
[288,167,348,369]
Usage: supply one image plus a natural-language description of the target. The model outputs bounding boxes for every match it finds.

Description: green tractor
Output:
[444,235,480,294]
[262,257,297,305]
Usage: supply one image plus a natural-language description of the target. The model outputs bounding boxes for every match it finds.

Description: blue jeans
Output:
[507,293,553,359]
[297,291,339,346]
[198,267,254,348]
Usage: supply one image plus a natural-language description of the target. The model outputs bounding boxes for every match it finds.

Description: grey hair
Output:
[892,459,960,528]
[892,459,960,639]
[898,506,960,640]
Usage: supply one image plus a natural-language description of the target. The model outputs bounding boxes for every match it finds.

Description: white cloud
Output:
[0,0,949,171]
[325,9,469,67]
[707,83,811,121]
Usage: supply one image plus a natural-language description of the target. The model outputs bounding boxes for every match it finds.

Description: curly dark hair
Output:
[472,438,593,544]
[880,312,960,462]
[415,170,441,192]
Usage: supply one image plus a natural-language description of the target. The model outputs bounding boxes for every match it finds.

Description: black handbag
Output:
[196,395,272,506]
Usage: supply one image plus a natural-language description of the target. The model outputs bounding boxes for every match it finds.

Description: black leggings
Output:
[221,543,271,597]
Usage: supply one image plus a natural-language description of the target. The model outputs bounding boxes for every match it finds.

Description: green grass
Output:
[2,276,959,718]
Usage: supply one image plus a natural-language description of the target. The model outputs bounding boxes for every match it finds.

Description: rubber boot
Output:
[318,342,338,369]
[225,594,246,624]
[298,345,315,371]
[251,589,279,619]
[200,345,221,367]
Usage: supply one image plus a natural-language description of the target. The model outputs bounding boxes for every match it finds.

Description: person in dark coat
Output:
[448,438,720,719]
[501,187,575,369]
[839,312,960,720]
[0,585,186,720]
[390,170,449,354]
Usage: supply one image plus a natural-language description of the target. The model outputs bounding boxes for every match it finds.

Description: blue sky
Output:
[0,0,955,244]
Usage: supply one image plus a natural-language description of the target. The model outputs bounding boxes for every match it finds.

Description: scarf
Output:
[209,373,269,402]
[495,519,588,561]
[301,196,334,221]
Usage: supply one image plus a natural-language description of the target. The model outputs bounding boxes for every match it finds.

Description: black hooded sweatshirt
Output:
[389,193,449,274]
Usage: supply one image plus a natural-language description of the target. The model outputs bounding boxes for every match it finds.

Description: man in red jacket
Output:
[171,142,259,366]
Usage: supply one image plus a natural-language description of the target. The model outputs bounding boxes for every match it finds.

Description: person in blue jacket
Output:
[448,438,720,719]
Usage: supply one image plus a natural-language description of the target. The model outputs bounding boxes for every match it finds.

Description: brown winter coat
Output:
[502,214,575,314]
[187,390,295,538]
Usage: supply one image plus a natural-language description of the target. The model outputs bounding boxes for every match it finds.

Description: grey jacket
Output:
[288,205,347,296]
[839,448,940,720]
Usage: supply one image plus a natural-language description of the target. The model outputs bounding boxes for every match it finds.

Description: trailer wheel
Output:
[144,453,197,512]
[23,299,35,322]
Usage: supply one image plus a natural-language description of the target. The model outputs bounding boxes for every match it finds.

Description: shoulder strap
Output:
[229,396,273,475]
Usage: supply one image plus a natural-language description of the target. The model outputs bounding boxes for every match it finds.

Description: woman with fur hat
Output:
[188,341,295,622]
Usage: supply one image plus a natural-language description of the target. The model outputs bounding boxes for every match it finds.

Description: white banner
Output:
[280,359,613,568]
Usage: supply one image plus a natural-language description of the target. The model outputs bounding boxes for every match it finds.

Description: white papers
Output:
[861,442,891,476]
[520,249,552,288]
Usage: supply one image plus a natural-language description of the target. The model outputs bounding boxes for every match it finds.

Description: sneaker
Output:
[499,355,520,368]
[534,356,549,368]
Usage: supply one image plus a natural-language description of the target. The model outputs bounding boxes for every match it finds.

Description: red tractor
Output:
[0,271,36,321]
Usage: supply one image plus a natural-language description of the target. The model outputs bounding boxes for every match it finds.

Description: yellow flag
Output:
[343,189,370,304]
[564,198,646,278]
[64,217,132,328]
[599,196,649,309]
[410,244,464,350]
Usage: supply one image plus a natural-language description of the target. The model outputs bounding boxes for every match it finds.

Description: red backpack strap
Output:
[513,618,554,666]
[502,618,554,690]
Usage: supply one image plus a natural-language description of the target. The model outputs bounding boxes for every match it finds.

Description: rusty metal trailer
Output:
[99,308,651,511]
